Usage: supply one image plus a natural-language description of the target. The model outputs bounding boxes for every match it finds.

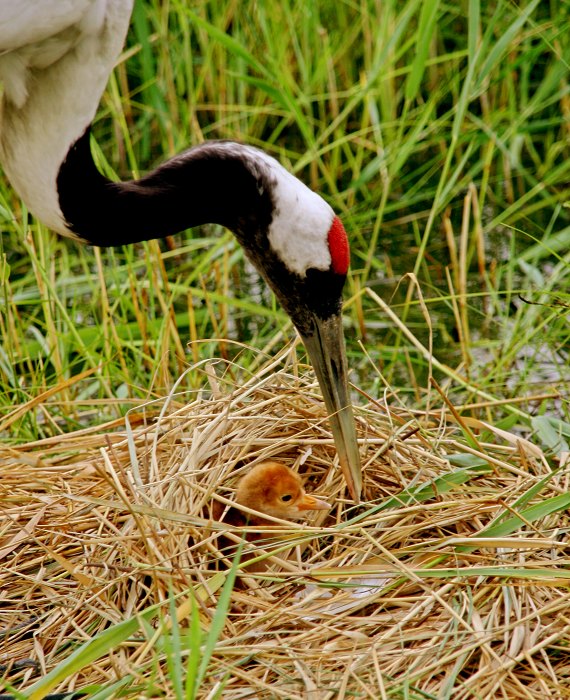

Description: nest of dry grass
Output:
[1,348,570,699]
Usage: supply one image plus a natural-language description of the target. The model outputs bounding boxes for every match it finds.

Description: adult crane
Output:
[0,0,362,501]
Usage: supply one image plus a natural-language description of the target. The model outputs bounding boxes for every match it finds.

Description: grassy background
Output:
[1,0,569,444]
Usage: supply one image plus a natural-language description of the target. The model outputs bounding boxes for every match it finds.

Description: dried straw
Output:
[1,346,569,699]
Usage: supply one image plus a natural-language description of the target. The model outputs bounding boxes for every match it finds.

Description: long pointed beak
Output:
[299,314,362,503]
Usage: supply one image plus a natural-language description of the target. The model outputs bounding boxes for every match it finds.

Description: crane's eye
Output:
[281,494,293,502]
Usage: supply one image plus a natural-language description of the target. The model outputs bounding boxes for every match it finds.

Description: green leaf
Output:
[532,415,570,455]
[457,488,570,549]
[194,544,242,692]
[180,6,270,78]
[345,462,491,526]
[26,602,162,699]
[477,0,541,86]
[405,0,441,102]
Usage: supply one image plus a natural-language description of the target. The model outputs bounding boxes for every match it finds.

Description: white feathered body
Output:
[0,0,133,234]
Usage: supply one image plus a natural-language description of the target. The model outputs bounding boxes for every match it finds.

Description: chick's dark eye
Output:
[281,494,293,502]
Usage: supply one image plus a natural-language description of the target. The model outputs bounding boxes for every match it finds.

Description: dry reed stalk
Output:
[1,348,569,699]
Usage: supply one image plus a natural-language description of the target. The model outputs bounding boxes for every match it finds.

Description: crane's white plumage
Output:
[0,0,107,107]
[178,142,334,276]
[0,0,133,235]
[253,149,335,276]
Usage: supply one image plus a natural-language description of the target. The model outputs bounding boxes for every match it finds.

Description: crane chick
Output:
[212,462,330,571]
[233,461,331,524]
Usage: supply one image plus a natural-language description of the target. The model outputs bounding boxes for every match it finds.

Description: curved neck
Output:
[57,131,275,248]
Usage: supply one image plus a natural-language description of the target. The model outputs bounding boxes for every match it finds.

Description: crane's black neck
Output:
[56,128,345,332]
[56,129,276,249]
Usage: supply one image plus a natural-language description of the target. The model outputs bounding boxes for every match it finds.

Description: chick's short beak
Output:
[296,494,332,511]
[300,313,362,503]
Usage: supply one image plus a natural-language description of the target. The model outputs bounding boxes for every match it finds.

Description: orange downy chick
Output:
[233,461,331,524]
[213,461,330,568]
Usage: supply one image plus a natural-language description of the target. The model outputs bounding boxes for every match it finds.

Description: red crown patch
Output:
[327,216,350,275]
